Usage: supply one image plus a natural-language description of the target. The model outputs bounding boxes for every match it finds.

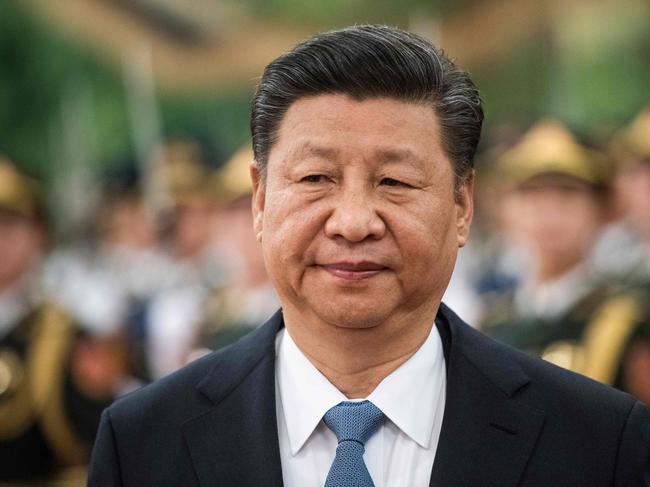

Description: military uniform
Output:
[575,109,650,399]
[577,280,650,393]
[0,159,109,485]
[0,304,106,484]
[486,270,614,371]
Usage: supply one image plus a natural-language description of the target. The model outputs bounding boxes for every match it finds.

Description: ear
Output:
[250,163,265,242]
[455,171,474,248]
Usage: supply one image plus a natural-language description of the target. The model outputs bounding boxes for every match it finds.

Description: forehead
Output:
[269,94,447,167]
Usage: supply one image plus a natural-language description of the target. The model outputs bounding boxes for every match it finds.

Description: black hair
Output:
[250,24,484,187]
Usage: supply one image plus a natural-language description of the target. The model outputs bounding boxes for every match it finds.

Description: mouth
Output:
[318,261,388,281]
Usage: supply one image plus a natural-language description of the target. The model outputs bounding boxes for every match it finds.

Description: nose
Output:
[324,187,386,242]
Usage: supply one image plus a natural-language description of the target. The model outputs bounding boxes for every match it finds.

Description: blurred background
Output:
[0,0,648,484]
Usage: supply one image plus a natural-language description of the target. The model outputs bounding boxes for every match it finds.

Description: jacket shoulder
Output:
[107,312,282,428]
[108,348,218,426]
[444,303,639,417]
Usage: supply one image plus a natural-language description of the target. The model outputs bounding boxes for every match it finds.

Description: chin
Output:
[311,299,393,330]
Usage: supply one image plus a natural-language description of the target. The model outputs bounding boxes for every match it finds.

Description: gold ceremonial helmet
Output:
[157,139,211,207]
[610,107,650,169]
[209,144,254,205]
[0,156,44,220]
[496,120,611,189]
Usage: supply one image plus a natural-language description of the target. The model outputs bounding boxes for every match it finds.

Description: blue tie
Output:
[323,401,385,487]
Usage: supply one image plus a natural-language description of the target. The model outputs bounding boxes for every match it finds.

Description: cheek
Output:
[400,231,458,306]
[0,233,37,273]
[261,192,326,267]
[392,201,458,275]
[627,175,650,216]
[570,206,601,245]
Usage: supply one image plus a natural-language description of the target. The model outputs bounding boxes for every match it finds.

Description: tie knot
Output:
[323,401,385,445]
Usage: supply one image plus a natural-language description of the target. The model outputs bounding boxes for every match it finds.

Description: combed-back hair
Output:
[250,24,484,187]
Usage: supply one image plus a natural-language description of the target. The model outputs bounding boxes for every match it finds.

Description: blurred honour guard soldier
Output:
[0,157,118,485]
[594,107,650,279]
[578,109,650,402]
[482,121,613,372]
[199,145,280,352]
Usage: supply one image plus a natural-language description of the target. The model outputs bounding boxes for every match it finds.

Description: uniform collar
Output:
[0,275,34,338]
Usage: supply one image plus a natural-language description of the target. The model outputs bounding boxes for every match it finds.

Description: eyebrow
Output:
[290,142,340,162]
[374,148,424,166]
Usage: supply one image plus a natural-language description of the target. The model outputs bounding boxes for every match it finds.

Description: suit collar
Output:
[439,303,531,396]
[194,309,283,406]
[430,304,545,487]
[183,310,285,487]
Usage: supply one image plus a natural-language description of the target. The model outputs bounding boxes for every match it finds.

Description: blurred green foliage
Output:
[0,2,251,182]
[0,2,130,178]
[234,0,474,24]
[0,0,648,184]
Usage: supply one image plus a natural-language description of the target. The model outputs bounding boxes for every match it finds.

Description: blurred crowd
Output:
[446,108,650,403]
[0,107,649,484]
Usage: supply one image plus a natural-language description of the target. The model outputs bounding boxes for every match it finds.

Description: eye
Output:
[300,174,328,183]
[380,177,410,188]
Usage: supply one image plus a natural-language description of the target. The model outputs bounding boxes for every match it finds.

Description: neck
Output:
[536,253,585,284]
[283,306,437,399]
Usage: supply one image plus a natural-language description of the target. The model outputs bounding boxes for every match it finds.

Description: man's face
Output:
[251,94,473,330]
[509,179,603,265]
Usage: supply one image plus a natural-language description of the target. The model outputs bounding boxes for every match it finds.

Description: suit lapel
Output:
[430,305,546,487]
[183,311,285,487]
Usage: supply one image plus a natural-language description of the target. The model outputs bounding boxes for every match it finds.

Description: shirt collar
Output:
[275,321,445,455]
[276,327,347,455]
[367,322,444,448]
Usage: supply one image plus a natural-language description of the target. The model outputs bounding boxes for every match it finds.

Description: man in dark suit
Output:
[89,25,650,486]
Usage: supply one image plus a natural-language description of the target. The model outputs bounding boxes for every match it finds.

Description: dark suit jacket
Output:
[88,304,650,486]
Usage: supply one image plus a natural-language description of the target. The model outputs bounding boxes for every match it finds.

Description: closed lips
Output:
[321,261,387,271]
[319,261,388,280]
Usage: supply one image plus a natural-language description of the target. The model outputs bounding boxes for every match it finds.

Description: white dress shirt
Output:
[275,322,446,487]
